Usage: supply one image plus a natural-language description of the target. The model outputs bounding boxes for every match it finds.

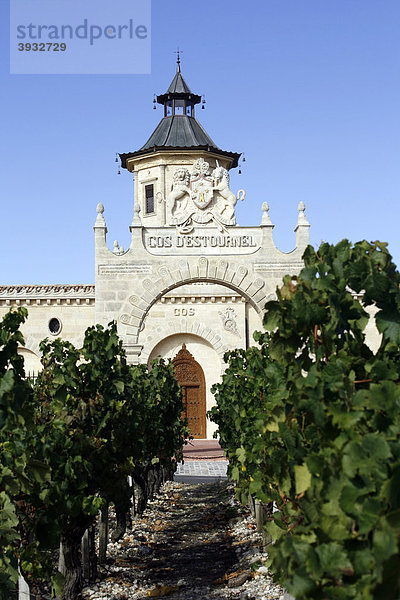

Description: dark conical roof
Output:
[139,115,217,150]
[166,68,192,94]
[156,64,201,106]
[119,64,241,169]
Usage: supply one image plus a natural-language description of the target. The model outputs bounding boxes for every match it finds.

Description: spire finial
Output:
[174,47,183,72]
[261,202,273,226]
[296,201,309,226]
[294,201,310,246]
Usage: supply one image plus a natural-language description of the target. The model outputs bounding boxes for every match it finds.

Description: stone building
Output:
[0,61,311,439]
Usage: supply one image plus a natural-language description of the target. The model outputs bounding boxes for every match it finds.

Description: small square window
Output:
[145,184,155,214]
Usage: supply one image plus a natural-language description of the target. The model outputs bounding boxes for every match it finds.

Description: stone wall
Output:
[0,285,95,375]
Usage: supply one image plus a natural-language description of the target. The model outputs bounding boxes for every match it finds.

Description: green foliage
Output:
[33,322,187,529]
[0,313,186,598]
[30,321,187,597]
[210,240,400,599]
[144,358,189,465]
[33,324,129,533]
[130,358,189,514]
[0,309,51,599]
[210,342,276,506]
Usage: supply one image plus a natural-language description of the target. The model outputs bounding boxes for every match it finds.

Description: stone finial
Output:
[261,202,273,226]
[120,246,124,254]
[294,201,310,247]
[94,202,106,228]
[296,201,310,226]
[131,203,142,227]
[113,240,120,254]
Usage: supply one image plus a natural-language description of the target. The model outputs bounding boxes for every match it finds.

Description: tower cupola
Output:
[120,59,240,170]
[156,58,201,118]
[119,59,242,229]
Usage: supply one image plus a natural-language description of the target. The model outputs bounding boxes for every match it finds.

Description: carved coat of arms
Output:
[191,178,214,210]
[166,158,245,234]
[190,156,214,210]
[219,307,240,336]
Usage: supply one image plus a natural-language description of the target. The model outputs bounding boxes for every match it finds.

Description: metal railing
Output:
[25,371,38,384]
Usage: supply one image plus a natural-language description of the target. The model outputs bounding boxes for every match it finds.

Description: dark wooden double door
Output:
[173,344,206,439]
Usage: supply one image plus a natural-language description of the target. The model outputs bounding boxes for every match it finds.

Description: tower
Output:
[119,61,240,229]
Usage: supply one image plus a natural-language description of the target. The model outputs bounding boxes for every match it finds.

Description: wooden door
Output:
[172,344,206,439]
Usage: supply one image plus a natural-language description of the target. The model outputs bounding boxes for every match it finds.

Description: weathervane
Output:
[173,47,183,71]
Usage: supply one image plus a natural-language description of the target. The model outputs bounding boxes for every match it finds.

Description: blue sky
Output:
[1,0,399,284]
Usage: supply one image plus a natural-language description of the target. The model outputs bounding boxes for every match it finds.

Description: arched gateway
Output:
[91,59,311,438]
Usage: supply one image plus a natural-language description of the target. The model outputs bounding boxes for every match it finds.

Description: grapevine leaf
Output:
[375,309,400,344]
[316,543,352,577]
[295,463,311,495]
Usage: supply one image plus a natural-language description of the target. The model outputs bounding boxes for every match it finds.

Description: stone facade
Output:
[0,64,382,438]
[0,285,95,376]
[95,204,309,440]
[0,65,313,438]
[84,168,312,437]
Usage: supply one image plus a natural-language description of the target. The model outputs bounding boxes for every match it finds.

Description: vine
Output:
[0,318,187,600]
[0,308,51,599]
[211,240,400,599]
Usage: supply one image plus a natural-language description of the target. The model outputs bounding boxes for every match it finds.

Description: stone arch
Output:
[119,257,269,342]
[18,346,42,376]
[146,332,223,438]
[140,320,228,366]
[21,335,41,357]
[23,333,86,354]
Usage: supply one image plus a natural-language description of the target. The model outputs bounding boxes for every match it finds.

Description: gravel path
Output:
[175,460,228,477]
[83,480,285,600]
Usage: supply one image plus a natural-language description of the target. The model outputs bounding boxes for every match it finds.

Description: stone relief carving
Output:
[172,344,201,384]
[0,285,95,297]
[167,158,246,234]
[219,307,240,336]
[166,168,191,217]
[212,166,245,223]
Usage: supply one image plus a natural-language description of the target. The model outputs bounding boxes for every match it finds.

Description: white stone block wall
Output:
[0,286,95,374]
